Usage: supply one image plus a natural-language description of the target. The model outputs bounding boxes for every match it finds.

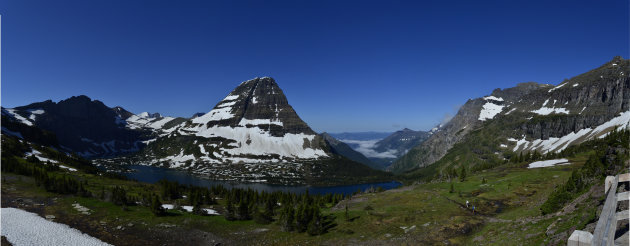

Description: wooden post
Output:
[592,176,618,246]
[605,176,615,194]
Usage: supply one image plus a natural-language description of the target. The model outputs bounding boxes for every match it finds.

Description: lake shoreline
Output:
[119,165,402,196]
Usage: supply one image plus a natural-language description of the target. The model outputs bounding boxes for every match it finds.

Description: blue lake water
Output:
[122,165,401,196]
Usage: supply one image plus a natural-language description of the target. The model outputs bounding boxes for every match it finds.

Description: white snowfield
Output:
[3,108,33,126]
[27,109,45,121]
[59,165,78,171]
[483,96,504,102]
[528,158,570,168]
[179,124,328,161]
[1,207,112,246]
[508,111,630,153]
[238,118,283,127]
[192,105,235,124]
[125,112,175,130]
[478,102,504,121]
[531,107,569,115]
[25,149,59,164]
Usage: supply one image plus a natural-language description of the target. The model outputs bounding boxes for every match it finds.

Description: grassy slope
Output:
[1,152,598,245]
[3,128,627,245]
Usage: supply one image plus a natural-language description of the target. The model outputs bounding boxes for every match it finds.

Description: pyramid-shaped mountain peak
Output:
[192,77,315,136]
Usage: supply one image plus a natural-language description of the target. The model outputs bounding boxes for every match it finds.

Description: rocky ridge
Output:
[391,56,630,173]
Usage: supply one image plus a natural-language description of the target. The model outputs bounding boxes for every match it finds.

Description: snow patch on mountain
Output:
[223,95,240,101]
[509,111,630,153]
[528,158,570,168]
[478,102,504,121]
[579,107,587,114]
[4,108,33,126]
[548,83,566,93]
[25,149,59,164]
[158,150,196,168]
[505,107,517,115]
[531,107,569,115]
[126,113,175,130]
[27,109,45,121]
[192,106,235,124]
[483,96,504,102]
[179,124,327,160]
[238,118,283,127]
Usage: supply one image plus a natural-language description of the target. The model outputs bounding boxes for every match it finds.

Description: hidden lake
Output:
[119,165,401,196]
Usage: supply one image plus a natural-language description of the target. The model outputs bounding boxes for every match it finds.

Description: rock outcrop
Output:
[391,56,630,173]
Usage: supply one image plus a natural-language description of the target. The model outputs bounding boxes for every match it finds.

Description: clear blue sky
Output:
[1,0,628,132]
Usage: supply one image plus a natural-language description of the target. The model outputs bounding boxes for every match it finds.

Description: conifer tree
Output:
[151,194,165,216]
[238,198,250,220]
[224,197,236,221]
[280,205,295,232]
[307,208,323,236]
[459,165,467,182]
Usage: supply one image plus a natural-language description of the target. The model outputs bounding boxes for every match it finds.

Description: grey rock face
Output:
[201,77,316,136]
[391,56,629,173]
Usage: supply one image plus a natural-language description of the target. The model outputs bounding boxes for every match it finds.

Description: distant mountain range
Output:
[328,128,432,170]
[328,132,393,141]
[1,77,389,185]
[2,56,628,184]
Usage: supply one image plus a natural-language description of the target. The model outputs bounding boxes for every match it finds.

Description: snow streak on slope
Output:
[192,94,240,124]
[531,107,569,115]
[3,108,33,126]
[508,111,630,153]
[1,207,112,246]
[548,83,566,93]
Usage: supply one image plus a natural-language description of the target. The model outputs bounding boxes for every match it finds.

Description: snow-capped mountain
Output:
[139,77,329,165]
[391,56,630,173]
[2,79,388,185]
[121,77,387,184]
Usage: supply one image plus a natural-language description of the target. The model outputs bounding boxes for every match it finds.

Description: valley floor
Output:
[3,150,622,245]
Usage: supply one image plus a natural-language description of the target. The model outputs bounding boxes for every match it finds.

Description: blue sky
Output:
[2,0,628,132]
